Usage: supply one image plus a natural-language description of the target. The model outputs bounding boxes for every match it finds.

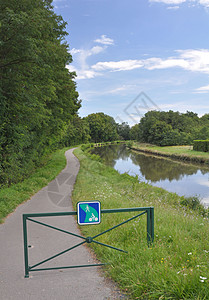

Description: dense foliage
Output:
[131,110,209,146]
[62,115,90,146]
[116,122,130,140]
[0,0,81,186]
[193,140,209,152]
[84,112,119,142]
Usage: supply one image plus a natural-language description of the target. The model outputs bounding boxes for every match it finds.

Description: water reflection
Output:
[92,144,209,208]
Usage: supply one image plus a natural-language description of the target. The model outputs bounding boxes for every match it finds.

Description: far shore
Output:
[128,142,209,165]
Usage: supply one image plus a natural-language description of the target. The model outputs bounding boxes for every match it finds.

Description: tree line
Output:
[62,113,131,145]
[130,110,209,146]
[0,0,82,186]
[79,110,209,147]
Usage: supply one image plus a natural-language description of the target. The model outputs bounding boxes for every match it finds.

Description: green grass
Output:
[0,147,69,223]
[130,143,209,164]
[72,147,209,299]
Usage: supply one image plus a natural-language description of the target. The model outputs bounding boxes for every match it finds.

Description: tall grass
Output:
[72,148,209,299]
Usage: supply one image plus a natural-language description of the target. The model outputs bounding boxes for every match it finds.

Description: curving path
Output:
[0,149,124,300]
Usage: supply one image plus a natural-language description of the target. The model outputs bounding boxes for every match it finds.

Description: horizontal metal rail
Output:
[23,206,154,278]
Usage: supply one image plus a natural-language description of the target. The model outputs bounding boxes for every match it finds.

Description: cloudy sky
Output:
[53,0,209,125]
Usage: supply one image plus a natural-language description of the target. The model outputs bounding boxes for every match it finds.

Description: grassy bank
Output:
[129,143,209,165]
[72,148,209,299]
[0,147,69,223]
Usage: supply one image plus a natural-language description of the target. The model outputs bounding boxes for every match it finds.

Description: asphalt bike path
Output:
[0,148,125,300]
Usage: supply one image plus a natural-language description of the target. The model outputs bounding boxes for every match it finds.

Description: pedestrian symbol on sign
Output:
[77,201,101,225]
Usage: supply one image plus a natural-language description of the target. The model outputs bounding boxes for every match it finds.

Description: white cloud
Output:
[196,84,209,91]
[199,0,209,7]
[71,48,82,55]
[94,35,114,45]
[177,49,209,73]
[71,46,104,57]
[89,46,105,55]
[92,60,144,71]
[67,64,99,80]
[69,45,106,79]
[70,30,209,80]
[76,70,99,80]
[69,36,115,79]
[91,49,209,74]
[149,0,209,8]
[144,57,188,70]
[194,84,209,93]
[70,48,209,79]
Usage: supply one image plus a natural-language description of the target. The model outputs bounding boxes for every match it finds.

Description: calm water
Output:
[92,144,209,208]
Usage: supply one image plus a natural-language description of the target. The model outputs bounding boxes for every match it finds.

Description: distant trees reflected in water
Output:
[92,145,209,183]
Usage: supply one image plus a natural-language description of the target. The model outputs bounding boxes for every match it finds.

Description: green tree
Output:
[116,122,130,140]
[139,111,160,142]
[62,116,90,146]
[84,113,118,142]
[0,0,80,185]
[148,120,173,146]
[194,126,209,140]
[133,110,203,146]
[130,123,142,141]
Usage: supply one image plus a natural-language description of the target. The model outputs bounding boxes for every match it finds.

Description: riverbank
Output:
[129,142,209,165]
[72,147,209,299]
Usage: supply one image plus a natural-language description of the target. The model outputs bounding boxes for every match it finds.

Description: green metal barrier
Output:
[23,206,154,278]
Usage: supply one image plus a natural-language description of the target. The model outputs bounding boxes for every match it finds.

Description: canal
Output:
[92,144,209,208]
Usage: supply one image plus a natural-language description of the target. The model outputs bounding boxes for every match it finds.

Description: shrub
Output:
[193,140,209,152]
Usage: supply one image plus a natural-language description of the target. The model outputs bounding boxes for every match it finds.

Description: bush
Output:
[193,140,209,152]
[180,196,207,217]
[80,144,92,151]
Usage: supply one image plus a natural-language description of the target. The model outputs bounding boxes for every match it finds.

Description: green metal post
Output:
[146,208,151,246]
[150,207,154,244]
[23,215,29,278]
[146,207,154,246]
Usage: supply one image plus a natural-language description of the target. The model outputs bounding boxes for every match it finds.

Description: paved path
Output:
[0,149,124,300]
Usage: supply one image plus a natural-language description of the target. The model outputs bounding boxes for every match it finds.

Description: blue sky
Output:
[53,0,209,125]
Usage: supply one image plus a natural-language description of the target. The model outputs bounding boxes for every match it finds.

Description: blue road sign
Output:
[77,201,101,225]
